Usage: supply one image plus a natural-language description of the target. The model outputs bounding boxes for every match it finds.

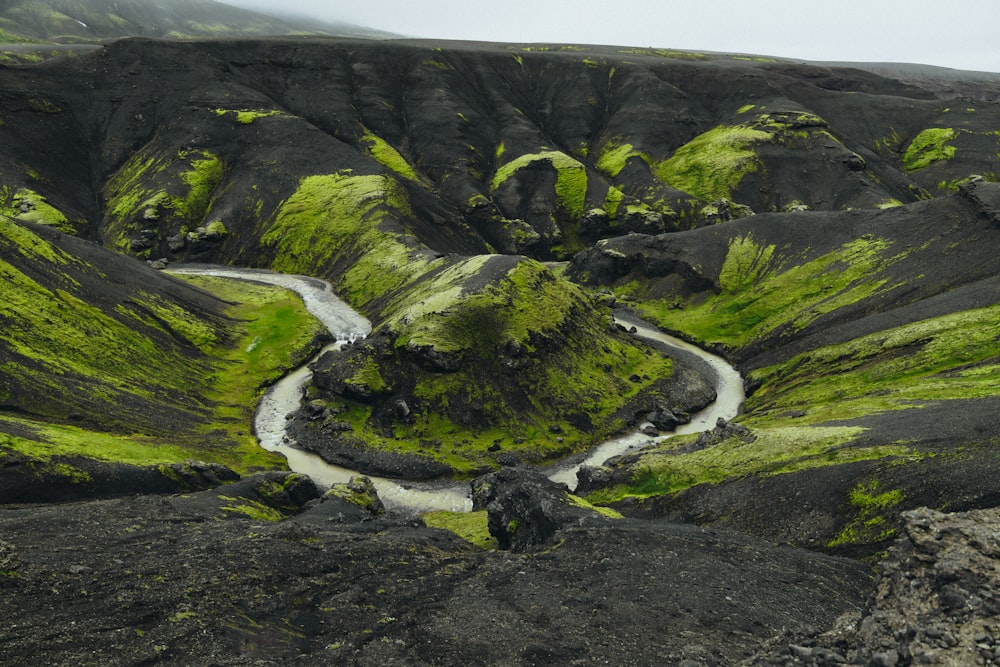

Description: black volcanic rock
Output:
[0,478,874,665]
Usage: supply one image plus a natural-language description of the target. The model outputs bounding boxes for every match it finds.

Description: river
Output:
[168,266,744,513]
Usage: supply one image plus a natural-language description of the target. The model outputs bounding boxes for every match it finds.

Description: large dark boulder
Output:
[471,467,615,552]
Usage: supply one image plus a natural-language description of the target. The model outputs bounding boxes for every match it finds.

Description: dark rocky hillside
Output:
[3,33,1000,664]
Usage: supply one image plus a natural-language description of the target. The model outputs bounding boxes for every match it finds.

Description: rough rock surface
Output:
[470,466,608,552]
[0,469,873,666]
[748,507,1000,666]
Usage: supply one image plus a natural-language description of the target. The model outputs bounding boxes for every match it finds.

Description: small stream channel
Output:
[169,266,745,513]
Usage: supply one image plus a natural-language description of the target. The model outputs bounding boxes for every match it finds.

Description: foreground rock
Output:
[748,506,1000,666]
[470,466,619,551]
[0,472,872,665]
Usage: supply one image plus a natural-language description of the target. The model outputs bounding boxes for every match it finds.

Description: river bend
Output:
[169,266,745,513]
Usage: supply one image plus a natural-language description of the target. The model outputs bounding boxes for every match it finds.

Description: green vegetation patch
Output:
[656,125,772,201]
[0,258,323,473]
[102,149,224,249]
[423,510,497,549]
[637,235,903,350]
[596,139,648,178]
[0,187,75,233]
[177,275,327,434]
[746,303,1000,426]
[263,172,436,309]
[585,424,917,505]
[491,150,588,220]
[828,480,904,548]
[0,418,202,468]
[219,496,286,522]
[213,108,284,124]
[320,258,678,475]
[903,128,957,172]
[172,150,224,221]
[361,130,420,182]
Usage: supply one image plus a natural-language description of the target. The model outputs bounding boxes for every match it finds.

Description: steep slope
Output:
[0,215,327,497]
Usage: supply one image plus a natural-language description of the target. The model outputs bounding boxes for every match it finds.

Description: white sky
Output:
[222,0,1000,73]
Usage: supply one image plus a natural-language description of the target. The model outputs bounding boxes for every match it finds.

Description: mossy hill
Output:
[0,215,327,497]
[0,36,999,548]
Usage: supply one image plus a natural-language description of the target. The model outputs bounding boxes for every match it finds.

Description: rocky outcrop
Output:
[296,476,386,525]
[959,179,1000,227]
[749,506,1000,666]
[0,474,874,665]
[471,467,617,552]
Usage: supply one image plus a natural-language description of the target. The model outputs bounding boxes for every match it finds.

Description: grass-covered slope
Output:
[0,217,325,484]
[570,183,1000,557]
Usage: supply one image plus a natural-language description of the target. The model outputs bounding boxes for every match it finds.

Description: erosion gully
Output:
[168,266,744,514]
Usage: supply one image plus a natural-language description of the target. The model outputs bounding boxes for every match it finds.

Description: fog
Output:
[219,0,1000,73]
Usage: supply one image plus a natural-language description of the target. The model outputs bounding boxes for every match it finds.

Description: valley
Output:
[1,27,1000,665]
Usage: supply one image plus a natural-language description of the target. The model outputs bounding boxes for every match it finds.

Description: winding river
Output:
[169,266,745,513]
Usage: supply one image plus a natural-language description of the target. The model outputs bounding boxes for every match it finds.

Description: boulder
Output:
[301,475,385,523]
[471,467,613,552]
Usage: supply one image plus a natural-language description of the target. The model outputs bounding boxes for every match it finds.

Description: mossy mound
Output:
[288,256,710,478]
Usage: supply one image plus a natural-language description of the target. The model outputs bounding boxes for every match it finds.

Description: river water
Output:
[168,266,744,513]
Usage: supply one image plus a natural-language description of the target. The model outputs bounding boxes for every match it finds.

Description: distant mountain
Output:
[826,61,1000,102]
[0,0,384,43]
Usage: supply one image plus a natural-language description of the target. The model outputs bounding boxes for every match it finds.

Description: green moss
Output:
[204,219,227,238]
[27,97,61,113]
[325,483,382,513]
[421,58,451,70]
[361,130,420,182]
[604,187,625,217]
[0,265,324,474]
[346,357,388,394]
[213,108,283,124]
[491,150,588,220]
[828,480,903,547]
[877,199,905,209]
[640,235,900,350]
[585,425,915,505]
[173,150,223,221]
[0,187,74,233]
[49,462,92,484]
[0,211,75,264]
[596,140,647,178]
[746,303,1000,426]
[903,128,957,172]
[615,47,707,60]
[423,510,497,549]
[565,493,623,518]
[717,234,777,293]
[219,496,286,522]
[262,172,434,309]
[655,125,772,201]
